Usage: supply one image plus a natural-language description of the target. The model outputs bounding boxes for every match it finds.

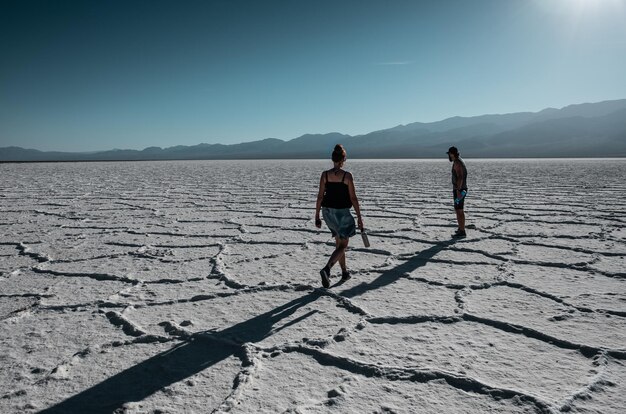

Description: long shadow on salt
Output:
[38,241,459,413]
[38,291,322,414]
[338,239,457,298]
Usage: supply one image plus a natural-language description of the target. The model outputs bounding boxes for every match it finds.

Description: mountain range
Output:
[2,99,625,161]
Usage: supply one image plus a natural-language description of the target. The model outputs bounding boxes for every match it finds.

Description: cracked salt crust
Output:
[0,159,625,413]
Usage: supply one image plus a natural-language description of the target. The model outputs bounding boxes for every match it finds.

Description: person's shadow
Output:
[336,239,457,297]
[39,292,321,414]
[39,239,456,413]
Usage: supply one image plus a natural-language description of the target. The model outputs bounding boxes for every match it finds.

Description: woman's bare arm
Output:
[315,172,325,226]
[347,173,364,230]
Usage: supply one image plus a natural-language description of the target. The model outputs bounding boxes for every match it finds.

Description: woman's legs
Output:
[325,237,349,270]
[320,235,351,288]
[334,237,348,273]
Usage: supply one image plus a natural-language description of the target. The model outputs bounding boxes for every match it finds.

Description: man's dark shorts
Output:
[453,190,467,210]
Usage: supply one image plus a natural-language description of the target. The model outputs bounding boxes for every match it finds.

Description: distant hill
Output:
[2,99,625,161]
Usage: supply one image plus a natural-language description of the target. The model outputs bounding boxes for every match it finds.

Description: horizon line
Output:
[2,97,625,153]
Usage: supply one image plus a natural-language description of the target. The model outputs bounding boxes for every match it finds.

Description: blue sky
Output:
[1,0,626,151]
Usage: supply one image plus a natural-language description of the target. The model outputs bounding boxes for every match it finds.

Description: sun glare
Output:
[573,0,625,10]
[534,0,626,15]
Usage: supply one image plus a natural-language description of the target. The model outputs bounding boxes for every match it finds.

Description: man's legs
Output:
[455,208,465,232]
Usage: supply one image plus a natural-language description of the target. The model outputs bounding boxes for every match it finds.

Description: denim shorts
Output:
[322,207,356,240]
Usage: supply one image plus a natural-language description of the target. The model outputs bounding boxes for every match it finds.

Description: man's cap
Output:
[446,146,459,155]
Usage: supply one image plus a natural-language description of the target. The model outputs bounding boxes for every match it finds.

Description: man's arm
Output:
[454,162,464,194]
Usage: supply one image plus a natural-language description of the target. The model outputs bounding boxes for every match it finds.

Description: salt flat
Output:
[0,159,625,414]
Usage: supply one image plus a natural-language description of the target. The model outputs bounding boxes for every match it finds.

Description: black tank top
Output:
[321,170,352,209]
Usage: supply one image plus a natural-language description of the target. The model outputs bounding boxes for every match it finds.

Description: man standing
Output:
[447,146,468,238]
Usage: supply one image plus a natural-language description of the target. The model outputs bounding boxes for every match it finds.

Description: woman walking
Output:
[315,144,364,288]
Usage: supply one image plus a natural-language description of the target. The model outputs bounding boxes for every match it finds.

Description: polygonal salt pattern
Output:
[1,159,625,413]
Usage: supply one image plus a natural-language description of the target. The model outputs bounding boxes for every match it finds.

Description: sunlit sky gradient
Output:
[1,0,626,151]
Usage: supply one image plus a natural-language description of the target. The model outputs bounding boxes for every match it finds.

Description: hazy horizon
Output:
[3,97,625,154]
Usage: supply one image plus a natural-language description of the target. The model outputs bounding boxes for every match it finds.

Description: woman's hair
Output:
[331,144,347,163]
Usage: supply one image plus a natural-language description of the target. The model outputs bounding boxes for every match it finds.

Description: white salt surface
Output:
[1,159,625,413]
